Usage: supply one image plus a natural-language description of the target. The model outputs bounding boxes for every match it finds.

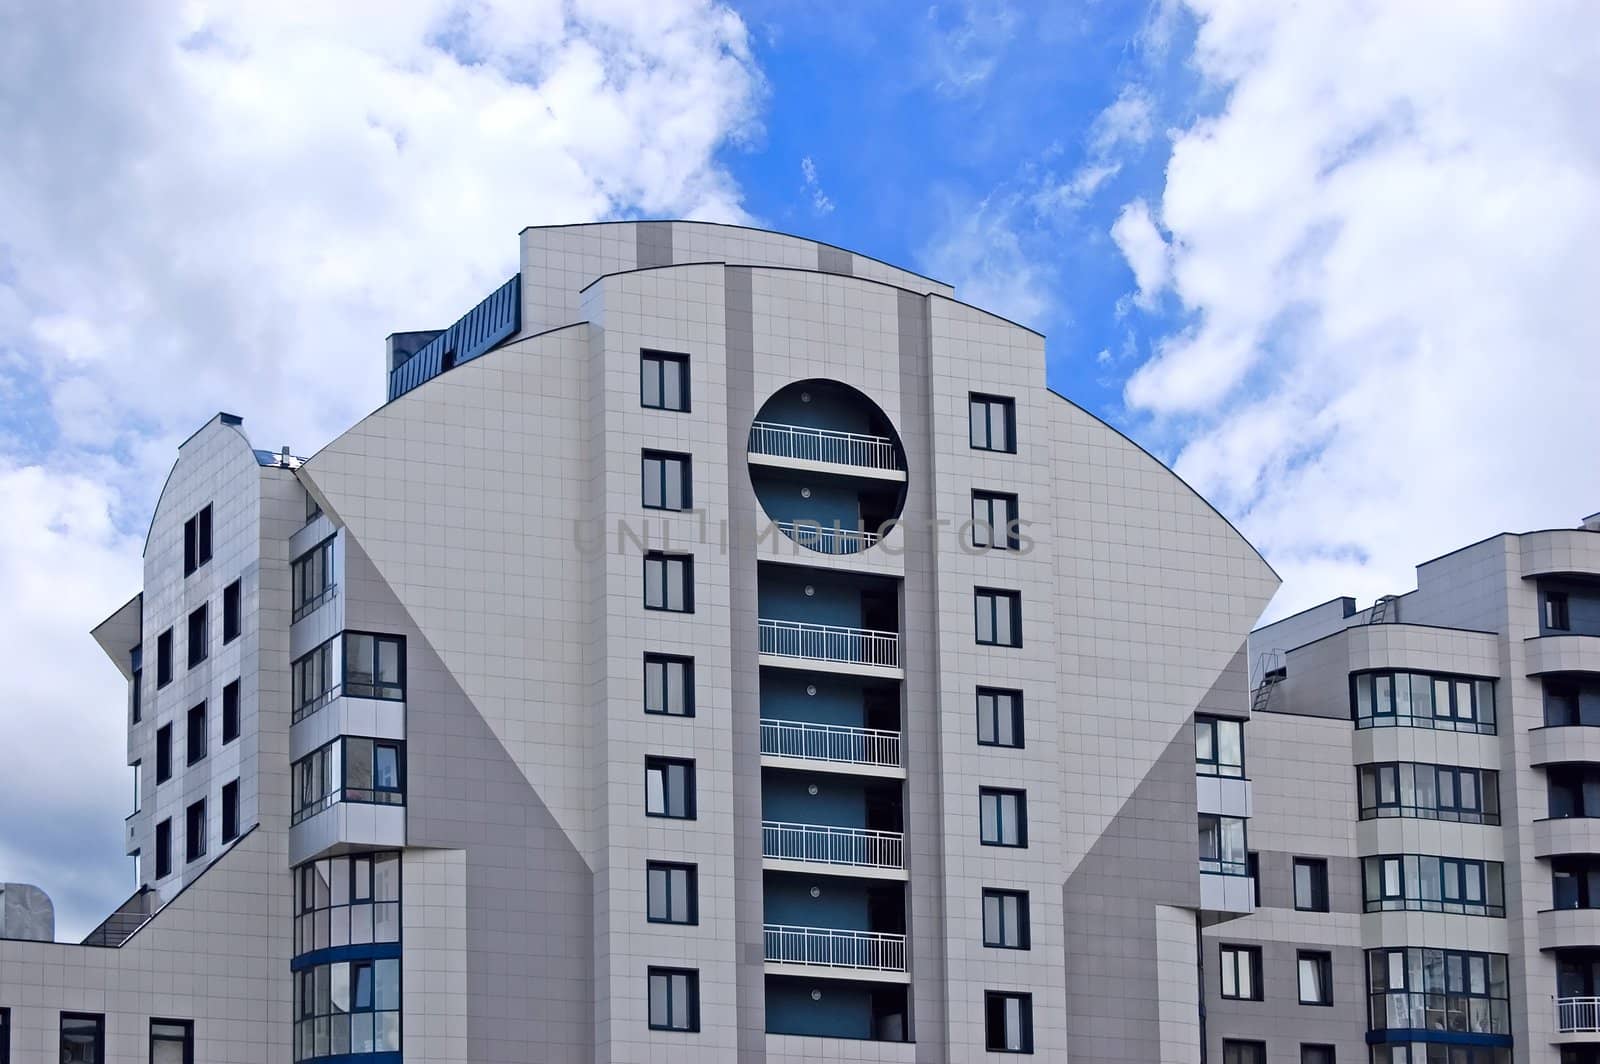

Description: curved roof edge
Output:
[141,413,261,557]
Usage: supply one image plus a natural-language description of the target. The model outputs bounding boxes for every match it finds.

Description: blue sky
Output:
[1,0,1598,940]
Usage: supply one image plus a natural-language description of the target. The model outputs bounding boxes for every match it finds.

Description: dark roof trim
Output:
[1278,620,1499,657]
[1254,596,1358,635]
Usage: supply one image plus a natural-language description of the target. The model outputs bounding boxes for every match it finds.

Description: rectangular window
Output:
[1199,815,1249,875]
[60,1013,104,1064]
[291,538,334,622]
[131,761,141,814]
[1300,1046,1334,1064]
[131,663,142,724]
[222,779,240,843]
[186,702,207,766]
[1294,857,1330,912]
[1366,947,1509,1037]
[187,604,208,667]
[341,738,405,805]
[647,967,699,1032]
[150,1019,193,1064]
[982,889,1030,949]
[975,588,1022,647]
[1352,670,1495,734]
[642,451,692,511]
[644,654,694,716]
[641,350,690,412]
[344,632,405,700]
[155,818,172,878]
[979,788,1027,847]
[1298,950,1334,1005]
[157,629,174,687]
[183,505,212,576]
[1196,716,1245,777]
[969,393,1017,453]
[156,723,173,783]
[223,580,242,643]
[185,799,206,863]
[1548,591,1572,631]
[983,991,1032,1053]
[646,861,698,924]
[1222,1041,1266,1064]
[644,552,694,612]
[223,679,240,743]
[292,640,335,719]
[971,490,1020,550]
[0,1007,8,1064]
[1219,944,1262,1000]
[977,687,1024,748]
[1358,761,1500,825]
[1361,854,1505,917]
[645,757,695,819]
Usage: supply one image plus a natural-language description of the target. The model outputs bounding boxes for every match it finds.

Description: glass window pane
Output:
[646,768,665,814]
[662,360,681,410]
[648,868,668,920]
[650,973,668,1026]
[375,959,400,1011]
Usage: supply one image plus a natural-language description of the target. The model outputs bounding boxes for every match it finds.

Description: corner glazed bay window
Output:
[294,958,400,1061]
[1352,670,1495,734]
[345,633,403,700]
[1366,948,1509,1037]
[295,852,401,953]
[292,737,404,825]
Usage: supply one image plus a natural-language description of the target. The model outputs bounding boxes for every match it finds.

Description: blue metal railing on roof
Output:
[387,274,522,402]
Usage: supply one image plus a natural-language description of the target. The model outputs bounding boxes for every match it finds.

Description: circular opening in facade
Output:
[748,379,908,556]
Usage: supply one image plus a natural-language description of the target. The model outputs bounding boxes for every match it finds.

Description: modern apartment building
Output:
[1205,513,1600,1064]
[0,220,1278,1064]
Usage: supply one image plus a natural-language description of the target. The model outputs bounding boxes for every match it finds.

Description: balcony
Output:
[1542,908,1600,951]
[764,925,909,983]
[760,719,903,777]
[771,520,883,556]
[762,821,906,879]
[1560,997,1600,1034]
[759,619,901,675]
[749,422,905,481]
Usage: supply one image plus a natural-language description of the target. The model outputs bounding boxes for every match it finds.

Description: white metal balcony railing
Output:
[749,421,901,472]
[763,821,904,871]
[764,924,907,973]
[759,619,900,669]
[1559,996,1600,1033]
[761,719,901,769]
[772,520,882,555]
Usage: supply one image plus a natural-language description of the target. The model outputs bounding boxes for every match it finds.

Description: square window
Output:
[60,1013,104,1064]
[1219,944,1262,1000]
[641,350,690,412]
[646,862,697,924]
[1222,1041,1266,1064]
[1196,716,1245,777]
[647,967,699,1031]
[983,991,1032,1053]
[1199,814,1249,875]
[1298,950,1333,1005]
[971,491,1020,550]
[1294,857,1330,912]
[645,757,695,819]
[187,604,208,667]
[1548,591,1571,631]
[644,552,694,612]
[642,451,693,511]
[979,788,1027,847]
[969,393,1017,453]
[155,818,172,878]
[186,703,207,766]
[223,679,240,744]
[977,687,1024,748]
[150,1019,193,1064]
[982,889,1030,949]
[975,588,1022,647]
[222,779,239,843]
[1300,1045,1334,1064]
[644,654,694,716]
[157,629,174,687]
[344,632,405,700]
[183,505,212,576]
[156,723,173,783]
[185,799,207,863]
[223,580,242,643]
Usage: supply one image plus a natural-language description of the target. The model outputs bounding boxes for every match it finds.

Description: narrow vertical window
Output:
[223,679,240,744]
[223,579,242,643]
[187,604,208,667]
[185,799,207,862]
[222,779,239,843]
[156,723,173,783]
[157,629,174,687]
[155,818,172,878]
[186,702,207,765]
[131,653,143,724]
[1548,590,1572,631]
[1294,857,1329,912]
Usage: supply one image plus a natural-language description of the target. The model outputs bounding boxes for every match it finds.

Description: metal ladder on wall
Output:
[1250,649,1285,713]
[1367,594,1400,624]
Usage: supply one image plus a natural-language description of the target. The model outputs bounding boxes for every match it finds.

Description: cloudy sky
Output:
[2,0,1597,938]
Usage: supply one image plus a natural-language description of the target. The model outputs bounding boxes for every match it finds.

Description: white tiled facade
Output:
[0,221,1279,1063]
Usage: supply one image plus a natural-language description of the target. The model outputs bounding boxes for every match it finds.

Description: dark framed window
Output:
[0,1006,7,1064]
[350,738,405,804]
[1550,764,1600,818]
[1298,950,1334,1005]
[344,632,404,700]
[157,629,174,687]
[1220,944,1262,1000]
[1301,1046,1334,1064]
[185,799,206,863]
[1544,676,1600,726]
[647,967,699,1031]
[644,552,694,612]
[222,779,240,843]
[60,1013,104,1064]
[1196,715,1245,777]
[1366,947,1510,1037]
[222,679,240,744]
[1222,1041,1266,1064]
[1352,670,1496,734]
[969,393,1017,453]
[982,889,1030,949]
[975,587,1022,647]
[293,956,400,1059]
[1294,857,1329,912]
[641,350,690,412]
[644,654,694,716]
[183,505,212,576]
[155,818,172,878]
[131,660,143,724]
[647,861,698,924]
[642,451,692,511]
[223,580,242,643]
[1199,814,1249,875]
[1553,857,1600,910]
[305,487,322,523]
[971,490,1020,550]
[979,788,1027,847]
[186,702,207,766]
[983,991,1032,1053]
[1357,761,1500,824]
[1361,854,1505,917]
[977,687,1024,747]
[291,538,335,622]
[156,723,173,783]
[292,852,402,954]
[645,757,695,819]
[291,640,335,720]
[187,604,208,667]
[1547,590,1572,631]
[1247,851,1261,906]
[150,1019,193,1064]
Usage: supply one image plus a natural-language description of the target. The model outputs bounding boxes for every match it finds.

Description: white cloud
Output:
[801,155,835,215]
[1121,0,1600,617]
[1110,198,1170,309]
[923,1,1018,95]
[922,191,1053,329]
[0,0,762,938]
[1090,85,1155,155]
